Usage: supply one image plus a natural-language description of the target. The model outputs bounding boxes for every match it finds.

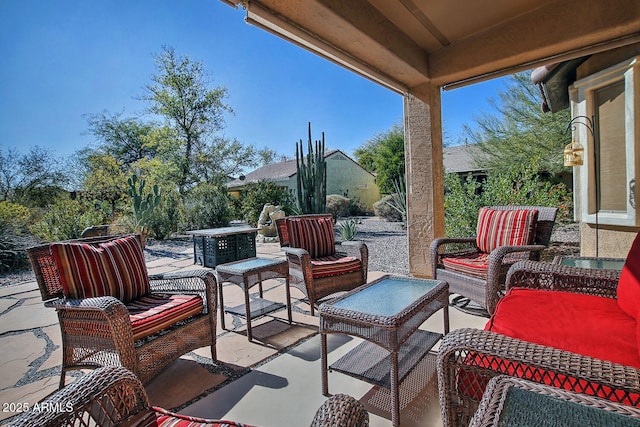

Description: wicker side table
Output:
[470,376,640,427]
[319,275,449,427]
[216,257,291,341]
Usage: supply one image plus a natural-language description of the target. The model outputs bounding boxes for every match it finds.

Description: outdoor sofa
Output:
[437,231,640,426]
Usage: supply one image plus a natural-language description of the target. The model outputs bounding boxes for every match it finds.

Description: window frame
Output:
[569,56,639,227]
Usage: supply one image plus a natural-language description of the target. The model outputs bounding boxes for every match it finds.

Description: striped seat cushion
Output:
[442,252,530,279]
[442,252,490,279]
[50,235,150,302]
[128,407,253,426]
[311,254,362,279]
[476,208,538,254]
[287,216,336,258]
[128,294,204,341]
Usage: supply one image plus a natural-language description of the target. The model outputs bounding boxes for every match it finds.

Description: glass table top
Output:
[217,257,283,272]
[559,258,625,271]
[331,276,441,317]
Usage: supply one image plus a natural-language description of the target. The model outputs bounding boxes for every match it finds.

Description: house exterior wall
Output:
[258,152,381,212]
[325,152,380,211]
[570,44,640,257]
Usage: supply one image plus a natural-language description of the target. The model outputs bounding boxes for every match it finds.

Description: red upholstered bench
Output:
[437,231,640,427]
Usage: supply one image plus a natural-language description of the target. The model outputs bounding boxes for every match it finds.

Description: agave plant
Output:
[337,219,359,241]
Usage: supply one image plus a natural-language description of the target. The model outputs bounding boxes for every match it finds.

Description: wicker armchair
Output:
[275,214,368,315]
[10,366,369,427]
[436,260,640,427]
[26,234,217,387]
[429,205,557,316]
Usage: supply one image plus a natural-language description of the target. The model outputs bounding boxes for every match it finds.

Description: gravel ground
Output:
[0,217,578,287]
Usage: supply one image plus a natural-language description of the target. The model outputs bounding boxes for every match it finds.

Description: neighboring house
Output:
[443,144,487,179]
[226,149,381,212]
[533,43,640,258]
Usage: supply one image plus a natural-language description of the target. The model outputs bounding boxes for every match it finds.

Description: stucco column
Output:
[404,89,445,278]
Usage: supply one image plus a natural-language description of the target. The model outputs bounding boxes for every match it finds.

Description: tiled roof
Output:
[227,149,342,188]
[443,144,486,174]
[227,145,485,188]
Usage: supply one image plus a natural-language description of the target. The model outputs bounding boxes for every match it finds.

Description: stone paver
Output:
[0,239,437,426]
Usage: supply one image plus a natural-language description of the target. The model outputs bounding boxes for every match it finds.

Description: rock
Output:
[257,204,285,238]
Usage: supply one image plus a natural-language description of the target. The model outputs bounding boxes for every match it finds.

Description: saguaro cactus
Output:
[295,122,327,214]
[127,174,161,235]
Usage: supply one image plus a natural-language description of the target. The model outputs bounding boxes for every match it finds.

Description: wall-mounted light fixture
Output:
[566,115,598,256]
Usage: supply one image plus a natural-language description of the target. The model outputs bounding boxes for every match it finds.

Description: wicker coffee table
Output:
[470,375,640,427]
[319,275,449,426]
[216,257,291,341]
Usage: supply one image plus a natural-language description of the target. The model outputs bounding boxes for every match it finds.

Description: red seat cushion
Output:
[459,287,640,404]
[476,208,538,253]
[50,235,150,302]
[128,294,204,341]
[287,216,336,258]
[617,231,640,320]
[311,255,362,279]
[441,252,529,279]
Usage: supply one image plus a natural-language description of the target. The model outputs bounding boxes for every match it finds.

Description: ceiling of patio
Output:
[224,0,640,100]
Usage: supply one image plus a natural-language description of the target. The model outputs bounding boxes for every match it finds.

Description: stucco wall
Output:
[325,152,380,212]
[284,152,380,212]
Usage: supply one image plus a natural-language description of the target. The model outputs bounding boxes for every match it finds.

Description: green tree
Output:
[354,124,405,194]
[82,153,128,217]
[465,72,571,179]
[86,111,159,167]
[143,47,255,196]
[0,146,67,205]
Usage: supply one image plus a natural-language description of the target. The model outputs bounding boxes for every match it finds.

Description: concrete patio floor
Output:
[0,241,486,426]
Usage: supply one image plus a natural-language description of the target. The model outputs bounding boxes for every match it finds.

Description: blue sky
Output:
[0,0,505,164]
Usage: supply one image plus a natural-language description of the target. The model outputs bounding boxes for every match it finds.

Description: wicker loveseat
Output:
[430,205,557,316]
[26,234,218,387]
[10,366,369,427]
[275,214,368,315]
[437,232,640,426]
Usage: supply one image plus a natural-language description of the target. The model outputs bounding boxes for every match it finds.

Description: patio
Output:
[0,238,486,427]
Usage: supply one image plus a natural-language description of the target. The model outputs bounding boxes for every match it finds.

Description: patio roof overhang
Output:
[224,0,640,102]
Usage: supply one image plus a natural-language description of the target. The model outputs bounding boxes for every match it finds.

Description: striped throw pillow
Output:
[288,216,335,258]
[476,208,538,254]
[50,235,150,302]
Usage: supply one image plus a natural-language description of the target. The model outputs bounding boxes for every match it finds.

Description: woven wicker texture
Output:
[470,376,640,427]
[26,235,218,387]
[275,215,368,316]
[430,205,558,316]
[437,261,638,427]
[11,366,369,427]
[320,275,449,426]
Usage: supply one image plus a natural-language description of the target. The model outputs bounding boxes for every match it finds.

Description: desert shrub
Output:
[0,201,33,273]
[347,196,367,216]
[444,164,572,237]
[29,196,107,241]
[239,181,295,225]
[374,195,403,222]
[148,187,183,239]
[182,183,230,231]
[326,194,350,219]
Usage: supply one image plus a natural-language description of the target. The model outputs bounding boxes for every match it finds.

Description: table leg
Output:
[285,275,292,324]
[390,350,400,427]
[443,301,450,335]
[218,280,226,330]
[321,332,329,396]
[258,271,264,298]
[244,278,253,341]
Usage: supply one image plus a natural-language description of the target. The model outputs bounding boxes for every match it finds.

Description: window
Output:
[570,56,639,226]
